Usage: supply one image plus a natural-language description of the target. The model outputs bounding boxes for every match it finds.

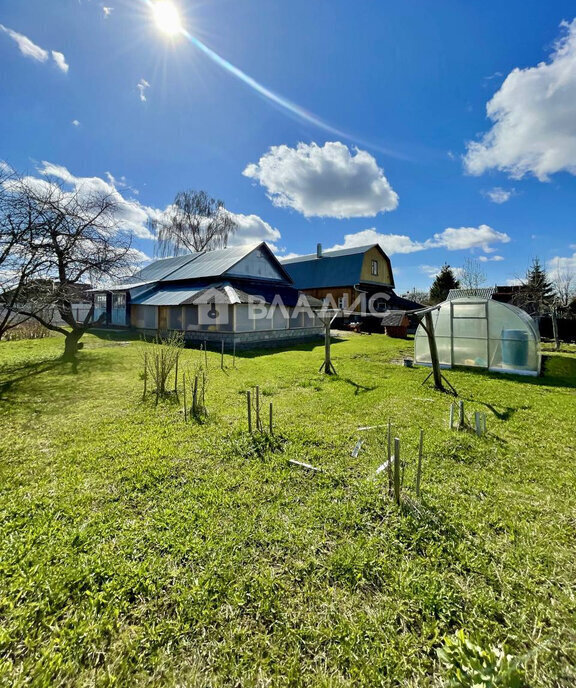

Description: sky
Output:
[1,0,576,293]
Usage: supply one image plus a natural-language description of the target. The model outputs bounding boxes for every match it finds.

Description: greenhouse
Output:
[414,297,541,376]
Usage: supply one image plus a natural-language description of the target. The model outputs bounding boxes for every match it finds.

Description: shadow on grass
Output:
[0,351,119,407]
[333,377,378,395]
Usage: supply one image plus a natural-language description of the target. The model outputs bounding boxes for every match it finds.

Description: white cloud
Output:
[547,253,576,279]
[138,78,150,102]
[483,187,514,204]
[506,278,523,286]
[328,228,426,255]
[33,162,157,240]
[327,224,510,257]
[465,19,576,180]
[226,213,282,251]
[0,24,49,62]
[102,6,113,17]
[72,119,80,127]
[51,50,69,74]
[429,225,510,253]
[243,141,399,218]
[0,25,69,72]
[419,265,441,279]
[478,255,504,262]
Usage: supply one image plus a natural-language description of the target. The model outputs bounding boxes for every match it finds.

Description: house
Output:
[281,244,423,331]
[92,243,323,348]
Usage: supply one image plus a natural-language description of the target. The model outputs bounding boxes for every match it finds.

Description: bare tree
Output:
[459,258,487,290]
[153,189,237,257]
[0,167,49,339]
[550,258,576,315]
[6,173,134,360]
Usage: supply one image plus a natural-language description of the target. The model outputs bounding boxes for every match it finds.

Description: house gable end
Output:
[224,244,290,282]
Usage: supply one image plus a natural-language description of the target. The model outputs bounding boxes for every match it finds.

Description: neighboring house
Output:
[92,243,323,348]
[281,244,423,330]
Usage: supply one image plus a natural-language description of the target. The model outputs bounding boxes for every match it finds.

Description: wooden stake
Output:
[449,403,454,429]
[416,429,424,497]
[204,340,208,368]
[424,311,444,391]
[143,352,147,401]
[387,419,392,495]
[247,390,252,433]
[174,355,179,396]
[458,400,465,429]
[233,339,236,368]
[221,340,224,370]
[255,386,261,431]
[393,438,401,505]
[475,411,482,436]
[269,402,273,435]
[183,372,187,422]
[192,376,198,416]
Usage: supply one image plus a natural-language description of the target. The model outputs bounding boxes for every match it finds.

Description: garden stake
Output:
[247,390,252,433]
[183,372,187,422]
[143,352,147,401]
[416,429,424,497]
[393,438,401,505]
[221,340,224,370]
[269,402,273,435]
[192,376,198,417]
[449,403,454,429]
[458,400,465,429]
[387,419,393,495]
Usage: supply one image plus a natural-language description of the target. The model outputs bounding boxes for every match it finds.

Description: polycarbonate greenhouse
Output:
[414,297,541,376]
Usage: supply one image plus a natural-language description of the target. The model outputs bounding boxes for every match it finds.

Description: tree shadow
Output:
[0,352,112,406]
[333,377,378,396]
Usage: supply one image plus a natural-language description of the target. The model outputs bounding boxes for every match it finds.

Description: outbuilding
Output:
[414,296,541,376]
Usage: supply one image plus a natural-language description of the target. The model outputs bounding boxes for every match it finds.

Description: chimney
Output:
[316,243,323,259]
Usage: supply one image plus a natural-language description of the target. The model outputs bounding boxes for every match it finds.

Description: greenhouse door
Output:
[450,301,489,369]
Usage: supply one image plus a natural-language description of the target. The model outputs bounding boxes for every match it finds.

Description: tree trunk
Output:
[62,329,83,361]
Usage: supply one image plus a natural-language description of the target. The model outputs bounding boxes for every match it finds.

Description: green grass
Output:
[0,332,575,687]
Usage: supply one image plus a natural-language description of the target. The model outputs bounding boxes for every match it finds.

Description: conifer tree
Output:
[429,264,460,304]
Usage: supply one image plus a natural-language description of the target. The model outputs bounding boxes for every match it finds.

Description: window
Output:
[371,260,379,276]
[338,294,349,309]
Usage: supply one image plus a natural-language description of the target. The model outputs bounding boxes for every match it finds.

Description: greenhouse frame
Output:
[414,297,541,376]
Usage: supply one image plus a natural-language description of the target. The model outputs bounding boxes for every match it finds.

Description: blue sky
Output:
[1,0,575,292]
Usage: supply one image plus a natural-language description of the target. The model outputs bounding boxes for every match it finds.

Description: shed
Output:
[380,310,410,338]
[414,297,541,376]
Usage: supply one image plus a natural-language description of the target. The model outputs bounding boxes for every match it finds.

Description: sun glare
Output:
[152,1,183,36]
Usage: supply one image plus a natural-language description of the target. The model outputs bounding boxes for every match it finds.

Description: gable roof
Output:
[281,244,393,289]
[131,242,292,285]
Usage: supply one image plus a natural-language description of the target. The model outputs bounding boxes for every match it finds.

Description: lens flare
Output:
[152,1,183,35]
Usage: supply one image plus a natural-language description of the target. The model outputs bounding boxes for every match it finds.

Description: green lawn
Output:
[0,332,575,687]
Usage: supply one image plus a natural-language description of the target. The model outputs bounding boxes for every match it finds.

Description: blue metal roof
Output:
[133,253,201,283]
[129,243,292,285]
[131,286,205,306]
[281,244,376,264]
[283,253,365,289]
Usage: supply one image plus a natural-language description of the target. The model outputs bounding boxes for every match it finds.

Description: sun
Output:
[152,1,183,36]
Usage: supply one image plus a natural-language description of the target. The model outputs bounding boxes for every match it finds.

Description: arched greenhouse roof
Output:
[414,297,541,376]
